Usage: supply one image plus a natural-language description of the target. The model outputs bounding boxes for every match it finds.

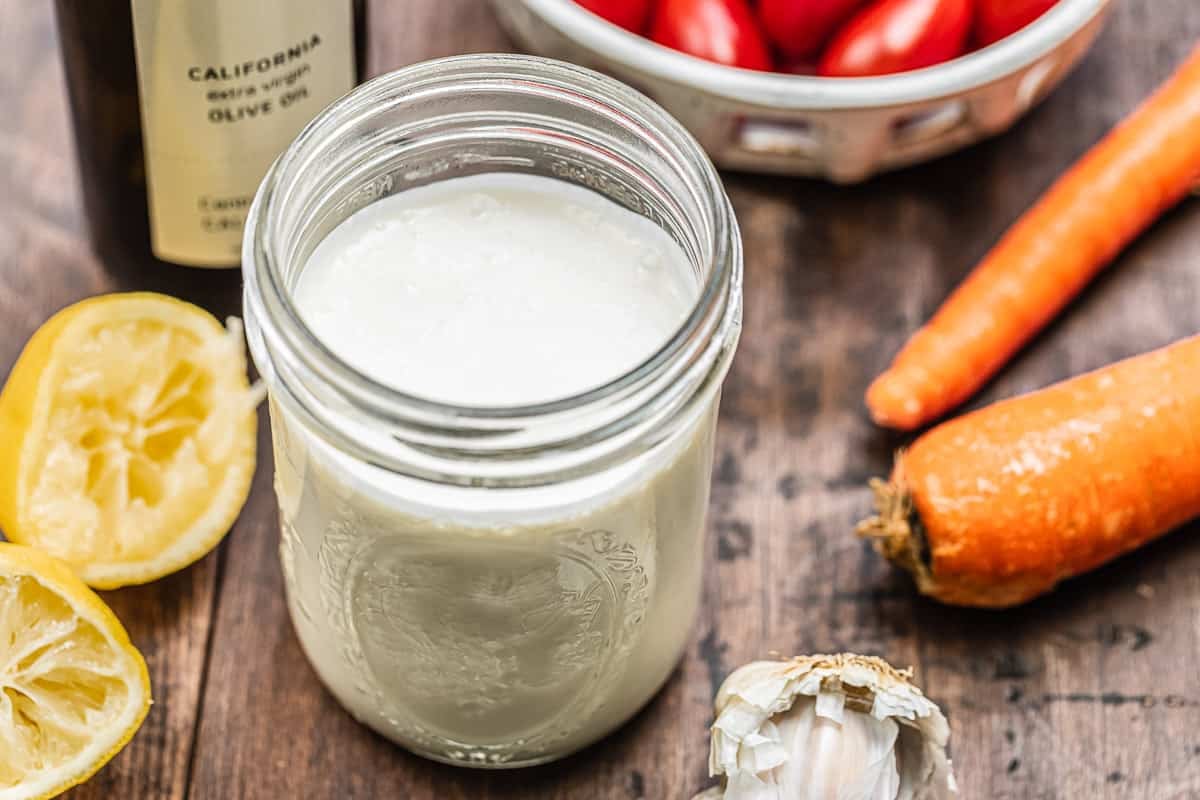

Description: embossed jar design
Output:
[243,55,742,768]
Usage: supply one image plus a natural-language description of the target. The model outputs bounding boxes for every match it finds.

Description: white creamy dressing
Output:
[295,173,696,405]
[274,173,718,764]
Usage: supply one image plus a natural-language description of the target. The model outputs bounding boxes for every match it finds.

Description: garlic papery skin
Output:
[695,654,956,800]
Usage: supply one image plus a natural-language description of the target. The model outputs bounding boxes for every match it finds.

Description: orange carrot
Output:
[867,44,1200,431]
[858,335,1200,608]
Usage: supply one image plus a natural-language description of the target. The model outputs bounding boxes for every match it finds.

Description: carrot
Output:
[867,44,1200,431]
[858,335,1200,608]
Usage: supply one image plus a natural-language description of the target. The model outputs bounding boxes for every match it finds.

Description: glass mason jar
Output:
[242,54,742,768]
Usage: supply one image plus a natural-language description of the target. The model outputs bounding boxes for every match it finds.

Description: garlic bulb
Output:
[695,654,956,800]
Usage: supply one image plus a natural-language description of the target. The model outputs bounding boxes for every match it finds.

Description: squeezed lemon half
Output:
[0,542,151,799]
[0,293,259,588]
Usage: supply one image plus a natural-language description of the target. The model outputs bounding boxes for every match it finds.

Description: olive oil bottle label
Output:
[130,0,356,267]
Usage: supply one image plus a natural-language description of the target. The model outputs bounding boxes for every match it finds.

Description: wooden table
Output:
[3,2,1199,798]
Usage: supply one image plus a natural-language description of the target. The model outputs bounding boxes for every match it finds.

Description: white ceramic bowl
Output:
[493,0,1112,181]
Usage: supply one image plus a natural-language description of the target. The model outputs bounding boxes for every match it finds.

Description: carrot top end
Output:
[857,474,937,595]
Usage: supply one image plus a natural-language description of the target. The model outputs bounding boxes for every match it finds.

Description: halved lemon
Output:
[0,293,259,589]
[0,542,151,799]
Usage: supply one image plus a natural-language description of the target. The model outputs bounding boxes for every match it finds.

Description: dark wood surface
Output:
[3,1,1199,797]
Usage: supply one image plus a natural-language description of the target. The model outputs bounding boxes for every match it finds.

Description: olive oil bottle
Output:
[55,0,366,269]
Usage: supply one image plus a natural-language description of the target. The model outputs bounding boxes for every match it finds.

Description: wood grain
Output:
[0,0,1197,797]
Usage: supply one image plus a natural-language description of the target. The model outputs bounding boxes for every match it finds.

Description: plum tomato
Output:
[650,0,775,70]
[975,0,1059,47]
[818,0,973,77]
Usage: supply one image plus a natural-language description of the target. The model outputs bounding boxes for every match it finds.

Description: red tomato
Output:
[650,0,775,71]
[818,0,973,77]
[574,0,654,33]
[757,0,868,59]
[975,0,1058,47]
